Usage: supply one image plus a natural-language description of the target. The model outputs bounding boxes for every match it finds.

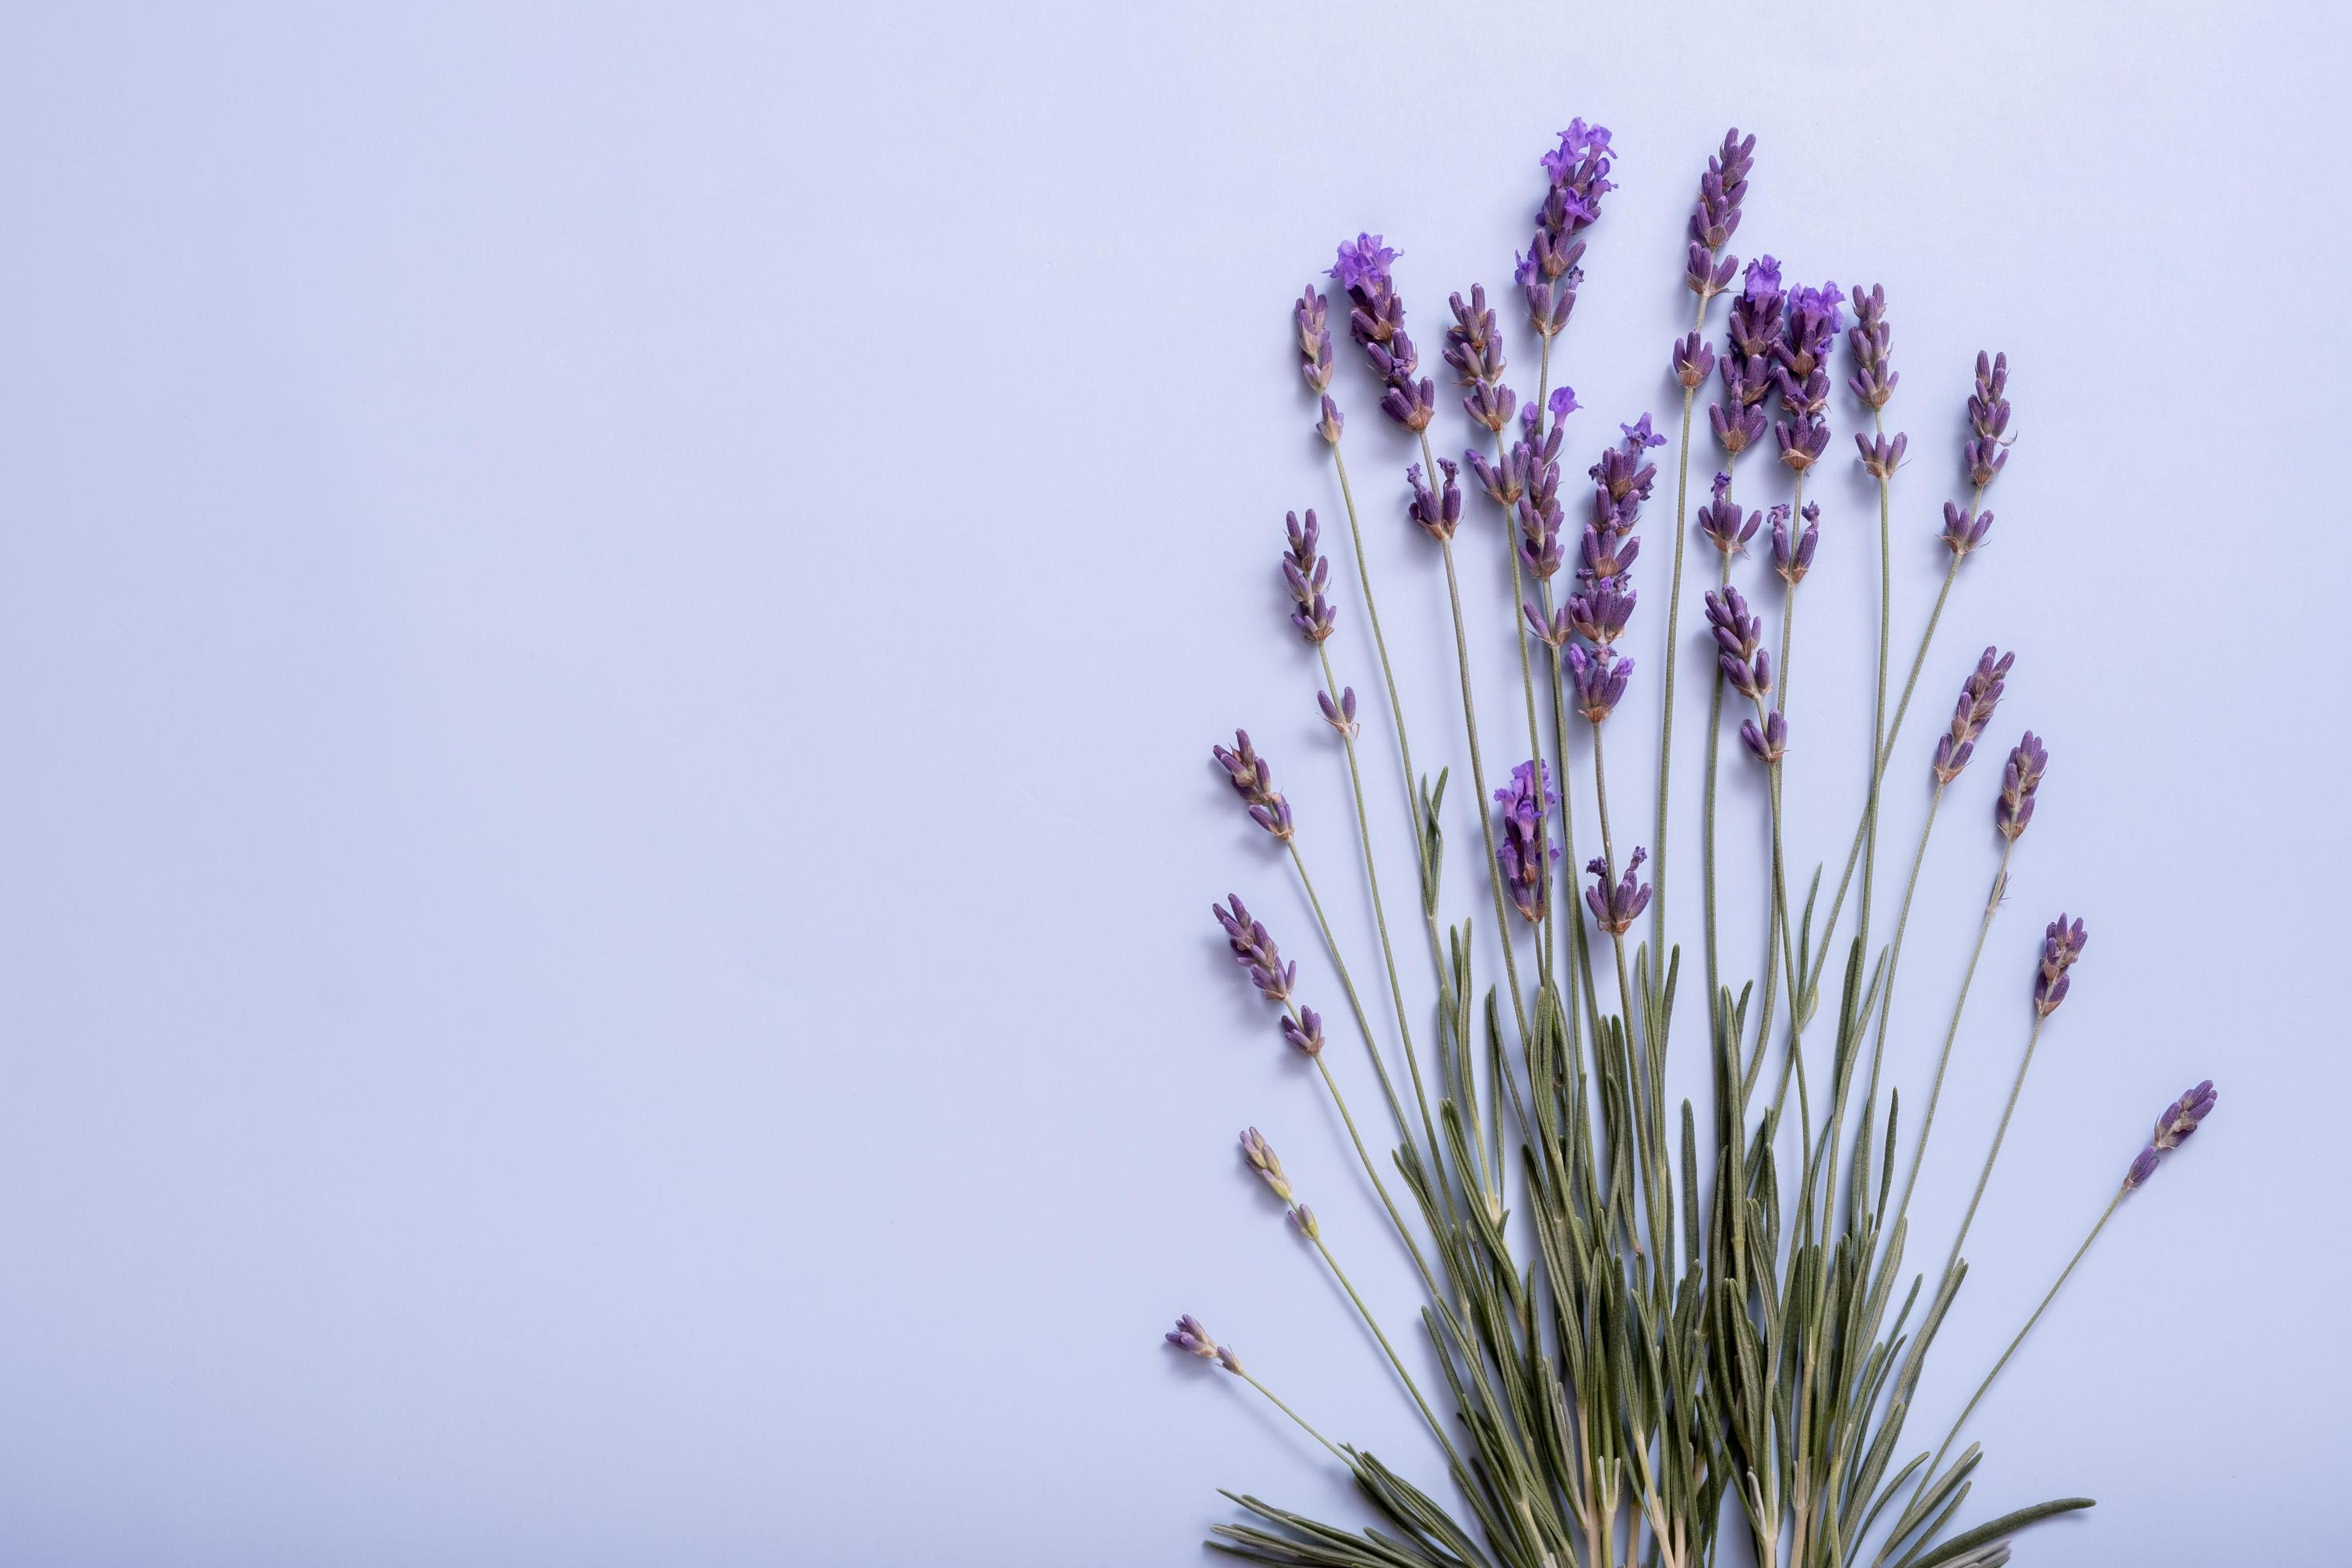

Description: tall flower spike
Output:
[1773,279,1844,474]
[1770,502,1818,585]
[1686,128,1754,264]
[1294,288,1334,396]
[2034,914,2087,1017]
[1238,1126,1294,1202]
[1846,282,1898,411]
[1584,846,1652,935]
[1445,286,1518,434]
[1282,510,1335,645]
[1519,118,1614,337]
[1406,461,1462,542]
[1492,760,1558,923]
[1740,708,1787,764]
[1706,585,1770,698]
[1995,730,2049,841]
[1330,233,1436,433]
[1696,473,1761,556]
[1212,730,1294,842]
[1213,894,1294,1002]
[1933,646,2014,782]
[1966,350,2013,488]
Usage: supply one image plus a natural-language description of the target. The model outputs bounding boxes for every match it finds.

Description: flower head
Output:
[1966,350,2013,488]
[1316,685,1358,738]
[1584,846,1652,935]
[1281,1005,1324,1058]
[1770,502,1819,585]
[1212,730,1294,842]
[1295,287,1334,396]
[1238,1126,1294,1202]
[2126,1079,2218,1189]
[1697,472,1761,556]
[1407,460,1462,542]
[1941,500,1994,558]
[1996,730,2049,842]
[1166,1314,1243,1374]
[1740,708,1787,765]
[1329,232,1399,295]
[2034,913,2086,1017]
[1673,331,1718,390]
[1933,646,2013,783]
[1282,510,1335,645]
[1213,894,1294,1002]
[1492,759,1558,922]
[1846,283,1898,411]
[1567,644,1634,724]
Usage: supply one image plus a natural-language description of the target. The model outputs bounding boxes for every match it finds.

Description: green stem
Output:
[1234,1366,1350,1465]
[1311,1231,1468,1476]
[1892,844,2014,1230]
[1438,532,1533,1047]
[1289,842,1416,1151]
[1860,782,1946,1142]
[1651,282,1713,994]
[1327,436,1422,843]
[1941,1013,2047,1285]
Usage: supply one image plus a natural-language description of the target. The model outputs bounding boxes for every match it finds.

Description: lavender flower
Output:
[2125,1080,2218,1189]
[1711,255,1783,456]
[1566,644,1634,724]
[1330,233,1435,433]
[1966,350,2013,488]
[1295,288,1334,396]
[1856,431,1906,479]
[1407,460,1462,542]
[1933,646,2014,783]
[1166,1314,1243,1374]
[1281,1006,1325,1058]
[1673,332,1718,390]
[1317,685,1359,737]
[2034,914,2086,1017]
[1696,472,1761,557]
[1941,500,1994,558]
[1282,510,1335,645]
[1846,283,1898,412]
[1493,760,1558,923]
[1773,279,1844,474]
[1213,730,1295,842]
[1288,1203,1320,1240]
[1519,119,1614,337]
[1741,708,1787,764]
[1239,1126,1294,1202]
[1213,894,1294,1002]
[1705,585,1770,698]
[1683,128,1754,298]
[1996,730,2049,842]
[1446,286,1518,434]
[1566,576,1637,650]
[1584,846,1652,935]
[1770,502,1819,585]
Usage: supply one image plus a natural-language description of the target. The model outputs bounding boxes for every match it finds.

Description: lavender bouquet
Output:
[1171,125,2214,1568]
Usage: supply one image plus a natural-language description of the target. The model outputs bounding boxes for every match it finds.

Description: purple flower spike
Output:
[1330,232,1436,434]
[1674,332,1718,390]
[1446,286,1519,434]
[1770,502,1819,585]
[1583,846,1652,936]
[1697,472,1762,557]
[1295,288,1335,397]
[1282,510,1335,646]
[1566,645,1634,723]
[1933,646,2014,783]
[1239,1126,1294,1202]
[1407,461,1463,542]
[1213,730,1295,842]
[2152,1079,2218,1150]
[1740,709,1788,765]
[1214,894,1295,1002]
[2034,913,2086,1017]
[1846,283,1898,412]
[1966,350,2013,489]
[1281,1004,1325,1057]
[1688,128,1755,257]
[1330,234,1399,296]
[1492,759,1559,922]
[2126,1080,2215,1190]
[1706,586,1771,698]
[1728,256,1786,358]
[1941,501,1994,558]
[1566,574,1637,649]
[1317,685,1359,738]
[1521,119,1613,338]
[1996,730,2049,842]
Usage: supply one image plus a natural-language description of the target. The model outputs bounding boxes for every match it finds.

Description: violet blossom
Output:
[1519,119,1614,338]
[1492,760,1558,923]
[1584,846,1652,935]
[1932,647,2014,783]
[1682,128,1754,298]
[1282,510,1335,645]
[2034,914,2086,1017]
[1696,472,1761,557]
[1213,730,1294,842]
[1213,894,1294,1002]
[1770,502,1819,585]
[1330,233,1435,433]
[1996,731,2048,842]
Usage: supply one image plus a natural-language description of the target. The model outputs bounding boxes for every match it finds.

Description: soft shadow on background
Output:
[1,3,2345,1564]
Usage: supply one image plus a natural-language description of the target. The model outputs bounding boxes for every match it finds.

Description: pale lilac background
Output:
[0,3,2344,1564]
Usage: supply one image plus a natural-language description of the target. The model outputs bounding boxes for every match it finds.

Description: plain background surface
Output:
[1,3,2345,1563]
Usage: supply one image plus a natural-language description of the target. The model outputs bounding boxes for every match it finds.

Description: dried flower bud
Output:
[2033,913,2086,1017]
[1995,730,2048,842]
[1288,1204,1320,1241]
[1238,1126,1294,1202]
[1282,510,1335,645]
[1673,331,1717,390]
[1407,461,1462,542]
[1566,644,1634,724]
[1966,349,2013,487]
[1846,282,1898,410]
[1213,894,1294,1002]
[1566,575,1637,649]
[1856,430,1906,479]
[1316,686,1359,738]
[1294,287,1334,395]
[1941,501,1993,557]
[1212,730,1294,842]
[1166,1314,1241,1374]
[2123,1146,2161,1190]
[1694,472,1758,557]
[1740,708,1787,765]
[1770,502,1818,585]
[2126,1079,2218,1189]
[1584,846,1652,935]
[1318,393,1343,446]
[1280,1005,1324,1057]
